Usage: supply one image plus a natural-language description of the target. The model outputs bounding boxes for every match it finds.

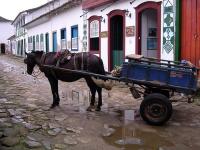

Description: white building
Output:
[7,35,16,54]
[11,0,64,56]
[12,9,33,56]
[0,16,14,54]
[12,0,176,71]
[82,0,176,71]
[24,0,83,53]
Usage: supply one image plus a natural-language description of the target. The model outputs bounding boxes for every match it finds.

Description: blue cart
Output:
[120,55,198,125]
[43,55,199,126]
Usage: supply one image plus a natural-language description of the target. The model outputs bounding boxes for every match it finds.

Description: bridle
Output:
[31,53,46,79]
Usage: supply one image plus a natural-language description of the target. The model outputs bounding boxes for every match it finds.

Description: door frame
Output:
[135,1,161,58]
[107,9,125,71]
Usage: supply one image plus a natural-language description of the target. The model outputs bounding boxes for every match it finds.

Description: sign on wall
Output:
[101,31,108,38]
[126,26,135,37]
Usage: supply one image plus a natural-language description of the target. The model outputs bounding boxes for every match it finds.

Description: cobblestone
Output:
[0,54,200,150]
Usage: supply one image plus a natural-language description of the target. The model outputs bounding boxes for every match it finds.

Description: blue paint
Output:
[53,32,57,52]
[121,59,197,94]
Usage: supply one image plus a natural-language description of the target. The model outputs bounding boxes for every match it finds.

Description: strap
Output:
[39,53,46,72]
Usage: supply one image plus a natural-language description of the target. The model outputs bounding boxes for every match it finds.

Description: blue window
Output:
[53,31,57,52]
[71,25,78,51]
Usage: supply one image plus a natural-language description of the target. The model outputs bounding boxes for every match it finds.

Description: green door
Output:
[110,15,124,70]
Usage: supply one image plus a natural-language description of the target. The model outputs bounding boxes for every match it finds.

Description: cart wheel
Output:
[140,93,172,126]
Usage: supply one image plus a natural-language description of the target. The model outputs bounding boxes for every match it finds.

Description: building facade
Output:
[0,16,14,54]
[82,0,176,70]
[11,0,200,71]
[12,12,27,56]
[24,0,83,53]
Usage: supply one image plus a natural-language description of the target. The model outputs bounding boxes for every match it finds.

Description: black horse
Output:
[24,50,106,111]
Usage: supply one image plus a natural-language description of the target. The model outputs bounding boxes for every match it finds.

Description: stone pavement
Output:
[0,54,200,150]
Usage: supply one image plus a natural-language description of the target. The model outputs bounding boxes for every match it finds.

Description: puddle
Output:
[102,109,174,150]
[103,125,174,150]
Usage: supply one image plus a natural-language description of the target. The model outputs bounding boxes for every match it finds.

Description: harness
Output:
[56,50,72,67]
[39,53,46,72]
[39,51,89,79]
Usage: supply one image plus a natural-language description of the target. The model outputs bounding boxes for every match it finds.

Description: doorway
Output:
[136,2,161,58]
[0,43,5,54]
[108,10,125,71]
[181,0,200,67]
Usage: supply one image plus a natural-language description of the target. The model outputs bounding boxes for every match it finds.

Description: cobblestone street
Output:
[0,54,200,150]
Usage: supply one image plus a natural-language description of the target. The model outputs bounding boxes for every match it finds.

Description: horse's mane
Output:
[31,51,44,55]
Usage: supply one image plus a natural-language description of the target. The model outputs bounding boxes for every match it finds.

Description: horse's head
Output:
[24,51,43,75]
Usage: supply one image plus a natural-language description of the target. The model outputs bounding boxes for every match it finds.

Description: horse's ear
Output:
[26,53,35,58]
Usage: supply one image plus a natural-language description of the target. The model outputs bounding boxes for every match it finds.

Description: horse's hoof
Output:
[86,106,95,111]
[50,104,59,109]
[95,107,101,111]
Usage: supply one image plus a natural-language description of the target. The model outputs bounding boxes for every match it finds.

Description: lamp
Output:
[101,17,105,23]
[125,9,132,18]
[130,0,136,5]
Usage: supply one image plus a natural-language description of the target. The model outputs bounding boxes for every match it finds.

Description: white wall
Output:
[86,0,163,71]
[26,0,70,23]
[0,22,14,44]
[27,5,83,53]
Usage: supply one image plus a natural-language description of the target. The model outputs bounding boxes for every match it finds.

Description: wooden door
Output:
[181,0,200,67]
[197,0,200,66]
[110,15,123,69]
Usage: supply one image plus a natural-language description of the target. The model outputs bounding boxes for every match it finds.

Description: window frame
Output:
[40,33,44,51]
[60,28,67,50]
[71,25,78,51]
[88,16,101,55]
[36,34,39,50]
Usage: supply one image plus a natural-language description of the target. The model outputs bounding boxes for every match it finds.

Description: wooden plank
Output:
[191,0,197,65]
[181,0,197,66]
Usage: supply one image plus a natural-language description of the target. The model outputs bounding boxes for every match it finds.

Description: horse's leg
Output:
[96,87,102,111]
[47,76,60,108]
[85,78,96,111]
